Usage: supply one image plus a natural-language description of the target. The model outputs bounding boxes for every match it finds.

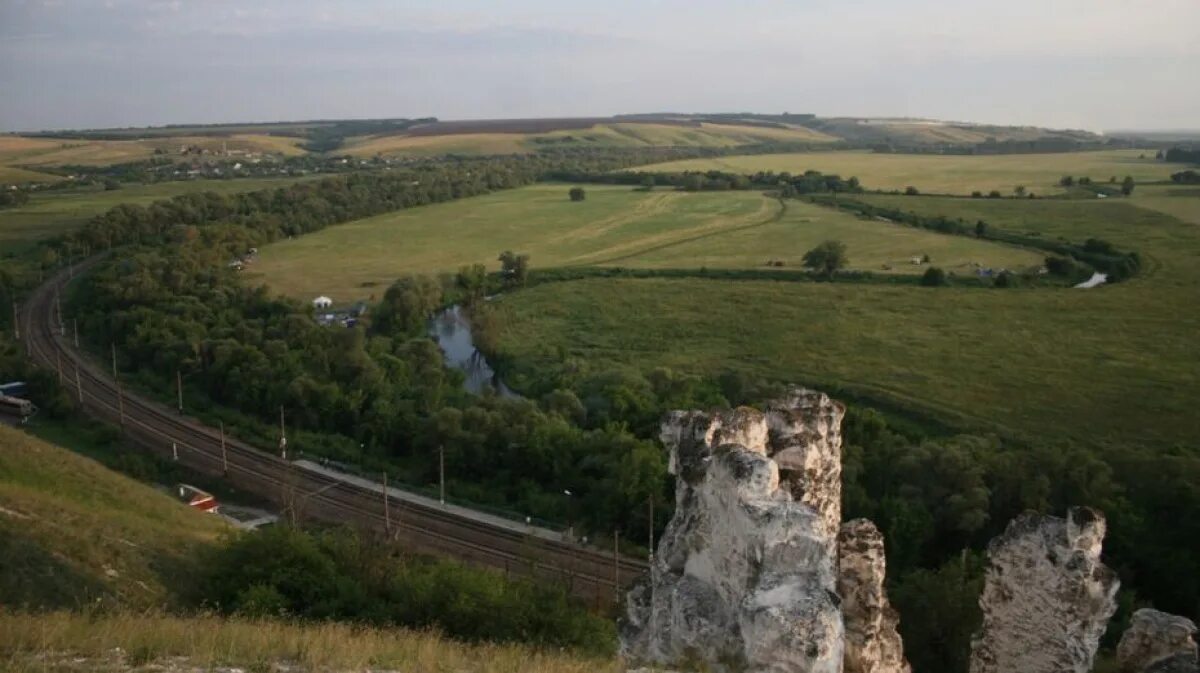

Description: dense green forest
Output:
[3,151,1190,672]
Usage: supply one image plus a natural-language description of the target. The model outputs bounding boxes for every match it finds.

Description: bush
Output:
[568,187,586,202]
[920,267,947,287]
[198,527,616,655]
[904,186,920,196]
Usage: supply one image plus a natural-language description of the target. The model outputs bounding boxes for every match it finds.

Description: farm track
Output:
[19,261,648,606]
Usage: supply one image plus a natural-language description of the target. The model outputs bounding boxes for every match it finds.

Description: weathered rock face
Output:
[1118,609,1199,673]
[838,519,911,673]
[623,388,846,672]
[969,507,1120,673]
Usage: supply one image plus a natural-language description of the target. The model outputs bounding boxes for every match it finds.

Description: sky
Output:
[1,0,1197,133]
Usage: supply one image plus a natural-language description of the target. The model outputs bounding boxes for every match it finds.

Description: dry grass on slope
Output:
[0,611,621,673]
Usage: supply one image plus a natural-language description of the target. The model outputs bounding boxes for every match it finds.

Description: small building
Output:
[176,484,219,513]
[312,296,333,309]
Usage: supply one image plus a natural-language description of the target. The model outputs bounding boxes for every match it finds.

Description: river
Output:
[428,305,519,398]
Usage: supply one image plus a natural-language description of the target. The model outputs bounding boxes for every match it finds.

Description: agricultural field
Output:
[251,183,1036,303]
[0,133,307,177]
[341,121,838,157]
[0,177,319,255]
[636,149,1183,196]
[0,425,226,610]
[1131,184,1200,225]
[491,195,1200,451]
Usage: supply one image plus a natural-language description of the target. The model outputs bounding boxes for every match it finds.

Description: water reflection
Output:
[429,305,519,398]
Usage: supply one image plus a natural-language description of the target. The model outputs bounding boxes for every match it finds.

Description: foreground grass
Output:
[252,183,1038,303]
[636,149,1184,196]
[0,611,619,673]
[493,196,1200,451]
[0,177,319,255]
[0,425,226,610]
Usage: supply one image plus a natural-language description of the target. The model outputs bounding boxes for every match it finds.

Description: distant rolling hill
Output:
[0,113,1113,180]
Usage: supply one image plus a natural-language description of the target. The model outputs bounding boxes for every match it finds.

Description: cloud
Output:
[0,0,1197,131]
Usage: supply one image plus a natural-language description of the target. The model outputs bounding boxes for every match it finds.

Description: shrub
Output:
[568,187,586,202]
[920,267,947,287]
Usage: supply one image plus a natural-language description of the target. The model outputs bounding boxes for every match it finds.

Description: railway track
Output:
[18,261,649,605]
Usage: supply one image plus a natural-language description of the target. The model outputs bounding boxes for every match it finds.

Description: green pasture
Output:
[491,195,1200,451]
[252,184,1037,303]
[635,149,1183,196]
[0,177,317,255]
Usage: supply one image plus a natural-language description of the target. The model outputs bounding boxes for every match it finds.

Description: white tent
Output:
[312,296,333,309]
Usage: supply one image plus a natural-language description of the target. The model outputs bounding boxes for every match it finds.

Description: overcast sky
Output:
[1,0,1197,133]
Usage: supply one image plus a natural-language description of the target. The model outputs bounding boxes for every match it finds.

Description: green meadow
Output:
[636,149,1184,196]
[253,184,1037,303]
[491,194,1200,451]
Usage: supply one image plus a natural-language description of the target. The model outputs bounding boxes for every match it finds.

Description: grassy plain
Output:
[252,184,1037,303]
[0,177,318,255]
[0,611,617,673]
[0,425,226,610]
[636,149,1182,196]
[342,121,838,157]
[492,196,1200,451]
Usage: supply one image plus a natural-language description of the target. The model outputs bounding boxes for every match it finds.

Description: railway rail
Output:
[17,261,649,605]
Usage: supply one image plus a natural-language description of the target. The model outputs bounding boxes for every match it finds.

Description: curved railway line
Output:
[18,261,649,606]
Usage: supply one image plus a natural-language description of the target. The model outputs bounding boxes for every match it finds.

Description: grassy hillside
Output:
[636,149,1182,196]
[0,425,226,610]
[491,196,1200,451]
[0,177,319,255]
[251,184,1038,303]
[341,121,838,157]
[0,611,617,673]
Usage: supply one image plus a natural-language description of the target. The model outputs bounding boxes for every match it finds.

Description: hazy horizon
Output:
[2,0,1197,134]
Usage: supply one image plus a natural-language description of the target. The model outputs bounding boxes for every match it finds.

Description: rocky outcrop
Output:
[623,388,846,672]
[1118,609,1199,673]
[838,519,911,673]
[969,507,1120,673]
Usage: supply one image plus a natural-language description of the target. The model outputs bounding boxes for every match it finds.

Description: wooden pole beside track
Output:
[648,497,655,561]
[112,344,126,432]
[56,350,63,385]
[279,406,287,459]
[613,529,620,605]
[74,366,82,403]
[73,319,78,349]
[383,471,391,534]
[439,444,445,505]
[220,421,228,475]
[176,370,183,415]
[11,301,18,341]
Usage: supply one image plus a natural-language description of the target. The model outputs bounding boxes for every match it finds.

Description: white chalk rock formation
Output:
[838,519,912,673]
[623,388,846,673]
[969,507,1120,673]
[1117,609,1199,673]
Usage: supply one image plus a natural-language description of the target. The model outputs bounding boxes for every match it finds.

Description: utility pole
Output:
[648,497,655,562]
[55,291,63,336]
[219,421,228,476]
[74,366,83,403]
[279,406,287,460]
[72,319,79,348]
[613,529,620,604]
[112,344,125,432]
[176,370,183,415]
[56,350,63,385]
[172,442,179,461]
[383,471,391,534]
[11,301,18,341]
[438,444,445,505]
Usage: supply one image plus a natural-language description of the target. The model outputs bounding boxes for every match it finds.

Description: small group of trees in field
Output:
[568,187,586,202]
[1060,175,1135,195]
[801,240,848,277]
